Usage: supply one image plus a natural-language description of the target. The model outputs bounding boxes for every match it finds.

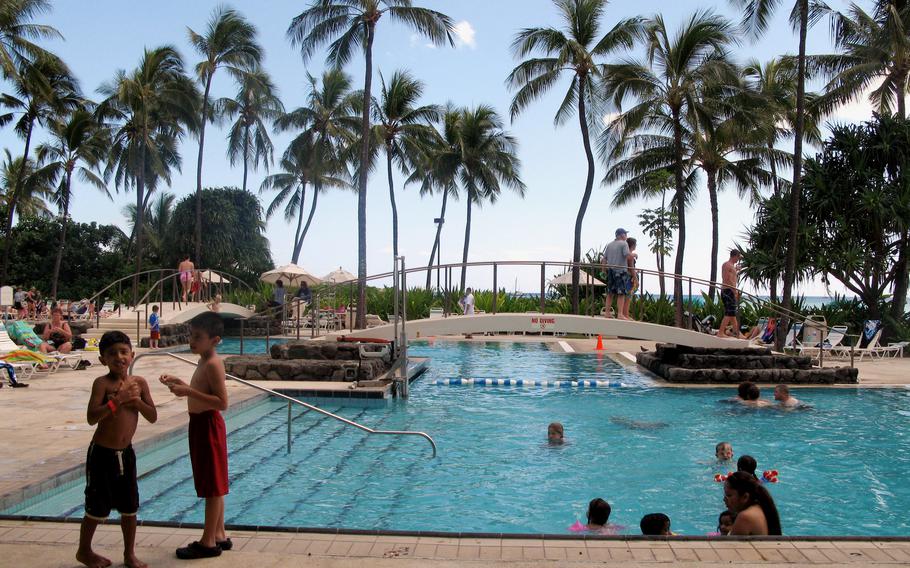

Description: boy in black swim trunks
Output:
[77,331,157,568]
[719,249,747,338]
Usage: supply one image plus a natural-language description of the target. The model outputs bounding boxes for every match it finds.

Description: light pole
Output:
[434,217,444,294]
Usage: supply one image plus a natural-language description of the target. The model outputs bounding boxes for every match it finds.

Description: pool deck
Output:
[1,336,908,566]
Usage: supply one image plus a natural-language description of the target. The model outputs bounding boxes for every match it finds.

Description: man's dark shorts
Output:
[84,443,138,520]
[721,288,738,316]
[607,270,631,296]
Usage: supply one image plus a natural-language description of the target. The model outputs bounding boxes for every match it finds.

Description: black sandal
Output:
[217,538,232,551]
[176,541,222,559]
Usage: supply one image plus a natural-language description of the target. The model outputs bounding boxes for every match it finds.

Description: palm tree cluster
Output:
[1,0,909,330]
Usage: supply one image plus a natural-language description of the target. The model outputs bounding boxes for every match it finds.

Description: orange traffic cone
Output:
[595,335,604,350]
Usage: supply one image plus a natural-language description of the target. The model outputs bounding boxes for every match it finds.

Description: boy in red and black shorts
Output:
[77,331,157,568]
[160,312,230,559]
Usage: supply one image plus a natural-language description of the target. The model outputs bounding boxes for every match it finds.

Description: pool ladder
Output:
[129,352,437,457]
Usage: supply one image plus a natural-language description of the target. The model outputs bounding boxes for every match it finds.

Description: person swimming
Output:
[715,441,734,463]
[547,422,564,445]
[610,416,669,431]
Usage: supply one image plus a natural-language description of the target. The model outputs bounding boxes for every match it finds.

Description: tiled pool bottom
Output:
[5,341,910,537]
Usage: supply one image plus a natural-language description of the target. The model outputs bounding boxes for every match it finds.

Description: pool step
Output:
[435,378,626,387]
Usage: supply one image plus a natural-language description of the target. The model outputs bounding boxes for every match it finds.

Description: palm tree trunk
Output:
[426,190,448,290]
[768,141,780,197]
[572,74,596,315]
[291,183,307,264]
[671,107,687,328]
[386,147,399,260]
[891,71,908,322]
[769,276,778,305]
[132,149,147,306]
[299,189,318,249]
[460,194,473,292]
[1,120,34,282]
[50,168,73,298]
[707,169,720,301]
[195,74,214,267]
[354,24,376,329]
[780,0,809,349]
[657,252,666,296]
[242,122,250,192]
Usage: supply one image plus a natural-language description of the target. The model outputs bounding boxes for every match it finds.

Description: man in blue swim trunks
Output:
[719,249,746,338]
[603,228,631,320]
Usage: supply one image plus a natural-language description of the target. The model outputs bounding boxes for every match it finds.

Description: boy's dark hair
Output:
[640,513,671,536]
[586,498,611,525]
[730,249,741,258]
[99,330,132,355]
[737,381,753,399]
[189,311,224,338]
[152,304,159,312]
[737,455,758,476]
[627,237,637,249]
[747,383,761,400]
[719,510,736,523]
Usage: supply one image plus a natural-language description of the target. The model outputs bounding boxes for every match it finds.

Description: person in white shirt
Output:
[460,288,475,316]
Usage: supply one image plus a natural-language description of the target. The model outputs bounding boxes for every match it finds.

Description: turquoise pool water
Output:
[7,341,910,536]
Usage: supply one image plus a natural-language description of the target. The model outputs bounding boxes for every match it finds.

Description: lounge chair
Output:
[799,325,847,357]
[782,322,804,352]
[0,323,41,382]
[98,300,117,318]
[832,320,883,361]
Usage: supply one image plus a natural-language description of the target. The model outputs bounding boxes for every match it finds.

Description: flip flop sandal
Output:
[175,541,222,559]
[217,538,232,550]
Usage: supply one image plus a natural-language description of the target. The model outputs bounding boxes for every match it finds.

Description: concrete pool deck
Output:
[1,336,908,566]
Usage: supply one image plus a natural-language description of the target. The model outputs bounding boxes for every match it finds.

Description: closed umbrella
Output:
[260,263,323,287]
[198,270,231,285]
[322,267,356,284]
[549,271,606,287]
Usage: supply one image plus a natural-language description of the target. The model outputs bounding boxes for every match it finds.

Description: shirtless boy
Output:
[774,384,801,408]
[719,250,746,338]
[77,331,157,568]
[160,312,230,559]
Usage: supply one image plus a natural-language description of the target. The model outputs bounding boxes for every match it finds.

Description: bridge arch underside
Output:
[344,314,750,349]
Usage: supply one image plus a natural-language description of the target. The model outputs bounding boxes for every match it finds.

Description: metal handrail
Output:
[128,351,437,457]
[133,268,259,308]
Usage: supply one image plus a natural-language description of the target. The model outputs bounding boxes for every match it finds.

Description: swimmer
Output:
[610,416,669,430]
[737,455,758,479]
[547,422,564,444]
[715,441,734,463]
[774,384,801,408]
[737,381,772,408]
[717,510,736,536]
[640,513,673,536]
[568,498,621,534]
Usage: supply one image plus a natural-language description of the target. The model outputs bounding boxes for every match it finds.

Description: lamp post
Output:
[434,217,444,294]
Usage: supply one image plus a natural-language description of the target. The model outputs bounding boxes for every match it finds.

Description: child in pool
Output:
[569,498,621,534]
[710,510,736,536]
[715,441,734,463]
[640,513,673,536]
[547,422,564,444]
[737,455,758,479]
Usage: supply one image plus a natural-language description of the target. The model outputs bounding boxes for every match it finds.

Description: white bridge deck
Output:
[343,313,751,349]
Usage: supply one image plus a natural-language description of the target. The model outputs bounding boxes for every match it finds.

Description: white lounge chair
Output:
[0,323,39,381]
[833,320,884,361]
[782,322,804,352]
[877,341,908,358]
[799,325,848,358]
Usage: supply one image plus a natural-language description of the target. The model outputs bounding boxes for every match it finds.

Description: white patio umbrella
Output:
[322,266,356,284]
[549,271,606,287]
[260,263,323,287]
[198,270,231,285]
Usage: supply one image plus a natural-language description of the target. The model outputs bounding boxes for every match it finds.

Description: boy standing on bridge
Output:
[77,331,157,568]
[160,312,231,559]
[720,250,746,338]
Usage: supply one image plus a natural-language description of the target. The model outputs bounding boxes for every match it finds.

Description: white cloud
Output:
[453,20,476,49]
[409,32,440,50]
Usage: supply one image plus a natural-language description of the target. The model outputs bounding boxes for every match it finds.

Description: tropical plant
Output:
[122,191,176,266]
[810,0,910,320]
[0,53,80,282]
[506,0,640,314]
[188,5,262,264]
[97,46,200,301]
[35,109,110,297]
[0,149,53,219]
[637,187,678,297]
[287,0,454,329]
[0,0,61,81]
[729,0,816,343]
[268,68,357,263]
[601,10,737,326]
[372,69,439,259]
[215,67,284,192]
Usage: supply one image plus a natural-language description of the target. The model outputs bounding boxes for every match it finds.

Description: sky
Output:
[0,0,873,297]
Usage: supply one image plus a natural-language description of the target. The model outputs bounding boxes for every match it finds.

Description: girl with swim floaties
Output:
[568,498,624,534]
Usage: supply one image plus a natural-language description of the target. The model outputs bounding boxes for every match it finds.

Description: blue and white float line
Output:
[434,378,625,387]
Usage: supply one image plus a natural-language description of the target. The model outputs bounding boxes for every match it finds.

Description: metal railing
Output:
[129,351,437,457]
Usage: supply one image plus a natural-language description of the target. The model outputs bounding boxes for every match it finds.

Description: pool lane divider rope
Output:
[435,378,626,387]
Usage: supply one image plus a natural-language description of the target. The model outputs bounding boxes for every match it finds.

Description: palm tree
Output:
[507,0,640,314]
[0,53,80,282]
[0,0,61,81]
[123,192,176,265]
[810,0,910,319]
[0,149,54,219]
[373,70,439,260]
[35,109,110,297]
[287,0,454,329]
[188,5,261,265]
[98,46,199,302]
[602,11,737,327]
[730,0,812,342]
[268,69,357,263]
[216,67,284,192]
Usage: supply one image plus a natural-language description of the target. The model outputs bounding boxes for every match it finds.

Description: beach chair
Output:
[877,341,908,358]
[0,323,40,381]
[98,300,117,318]
[782,322,804,352]
[833,320,883,361]
[799,325,847,357]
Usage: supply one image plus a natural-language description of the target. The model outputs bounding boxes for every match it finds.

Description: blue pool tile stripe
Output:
[434,378,625,387]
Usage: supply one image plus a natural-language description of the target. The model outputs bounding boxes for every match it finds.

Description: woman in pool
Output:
[723,471,782,535]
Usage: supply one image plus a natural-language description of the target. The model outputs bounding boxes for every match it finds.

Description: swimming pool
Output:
[6,341,910,536]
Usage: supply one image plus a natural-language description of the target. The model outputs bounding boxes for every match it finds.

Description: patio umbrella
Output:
[549,271,606,287]
[198,270,231,285]
[260,263,323,287]
[322,266,356,284]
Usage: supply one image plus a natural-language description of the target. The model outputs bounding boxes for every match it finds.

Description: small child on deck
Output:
[148,305,160,349]
[77,331,157,568]
[160,312,231,559]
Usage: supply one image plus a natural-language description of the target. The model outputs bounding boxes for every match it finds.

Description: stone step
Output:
[676,353,814,370]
